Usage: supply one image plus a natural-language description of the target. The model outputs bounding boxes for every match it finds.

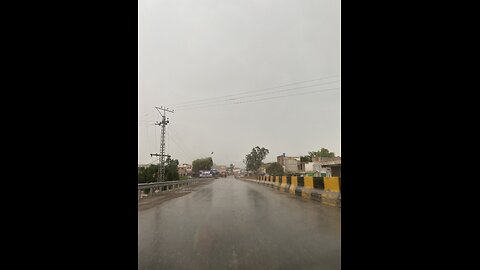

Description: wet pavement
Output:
[138,176,341,270]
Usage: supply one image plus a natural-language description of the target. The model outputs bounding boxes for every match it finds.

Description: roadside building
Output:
[277,153,302,174]
[317,157,341,177]
[303,162,331,177]
[177,163,192,177]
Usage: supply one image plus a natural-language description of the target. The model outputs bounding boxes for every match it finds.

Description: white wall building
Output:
[304,162,332,177]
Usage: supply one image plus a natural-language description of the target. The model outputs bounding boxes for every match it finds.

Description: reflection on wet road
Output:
[138,176,340,270]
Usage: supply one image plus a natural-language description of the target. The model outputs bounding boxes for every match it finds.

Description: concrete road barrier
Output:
[322,177,341,206]
[301,176,314,199]
[274,176,281,190]
[289,176,298,195]
[244,175,340,207]
[310,177,325,202]
[280,176,288,192]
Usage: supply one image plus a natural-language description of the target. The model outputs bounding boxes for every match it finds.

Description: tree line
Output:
[138,157,180,183]
[138,156,217,183]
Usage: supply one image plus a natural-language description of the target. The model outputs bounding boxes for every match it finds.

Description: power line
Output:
[138,108,157,122]
[167,131,192,161]
[176,86,340,111]
[138,125,156,162]
[174,79,340,109]
[145,158,159,166]
[168,126,199,159]
[138,157,160,167]
[166,74,339,107]
[232,86,339,104]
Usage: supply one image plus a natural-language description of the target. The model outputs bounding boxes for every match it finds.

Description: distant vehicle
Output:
[199,170,212,178]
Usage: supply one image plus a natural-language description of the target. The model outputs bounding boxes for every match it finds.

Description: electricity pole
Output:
[150,106,174,182]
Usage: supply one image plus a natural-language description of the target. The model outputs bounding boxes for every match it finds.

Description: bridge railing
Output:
[138,178,205,199]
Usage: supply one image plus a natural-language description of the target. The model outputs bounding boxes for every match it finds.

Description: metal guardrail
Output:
[138,178,206,190]
[138,178,213,199]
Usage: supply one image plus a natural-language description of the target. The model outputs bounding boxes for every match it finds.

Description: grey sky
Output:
[138,0,340,168]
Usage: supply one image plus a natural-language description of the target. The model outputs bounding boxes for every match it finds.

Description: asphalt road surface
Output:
[138,176,341,270]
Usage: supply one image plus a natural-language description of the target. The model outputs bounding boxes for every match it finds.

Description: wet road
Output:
[138,176,341,270]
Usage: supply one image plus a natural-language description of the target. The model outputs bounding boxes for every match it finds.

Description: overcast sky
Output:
[138,0,340,168]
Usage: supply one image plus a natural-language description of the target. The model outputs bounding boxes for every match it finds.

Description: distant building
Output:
[303,162,331,177]
[275,154,341,177]
[177,163,192,176]
[317,157,341,177]
[212,165,227,173]
[277,153,302,174]
[312,156,341,164]
[300,156,340,177]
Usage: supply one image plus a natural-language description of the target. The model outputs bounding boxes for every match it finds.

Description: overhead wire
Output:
[139,76,340,162]
[142,158,159,166]
[167,130,192,160]
[173,79,340,109]
[168,125,199,159]
[138,108,157,122]
[165,74,339,107]
[176,86,340,111]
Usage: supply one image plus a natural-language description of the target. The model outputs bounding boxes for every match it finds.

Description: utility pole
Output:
[150,106,174,182]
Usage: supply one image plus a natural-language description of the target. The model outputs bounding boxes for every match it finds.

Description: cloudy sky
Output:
[138,0,340,168]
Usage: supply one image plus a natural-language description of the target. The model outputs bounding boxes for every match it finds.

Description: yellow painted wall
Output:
[324,177,340,192]
[302,176,314,199]
[304,176,314,188]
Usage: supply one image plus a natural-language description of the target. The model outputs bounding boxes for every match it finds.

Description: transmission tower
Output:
[150,106,174,181]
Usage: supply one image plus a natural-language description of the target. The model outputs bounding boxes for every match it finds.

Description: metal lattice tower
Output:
[150,106,174,182]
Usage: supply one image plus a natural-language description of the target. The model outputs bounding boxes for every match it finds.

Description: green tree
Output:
[138,167,146,183]
[138,164,159,183]
[300,155,312,162]
[245,146,269,174]
[266,162,284,175]
[309,148,335,158]
[164,156,180,181]
[192,157,213,174]
[138,156,180,183]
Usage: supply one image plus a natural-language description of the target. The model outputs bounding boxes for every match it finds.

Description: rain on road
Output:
[138,176,340,270]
